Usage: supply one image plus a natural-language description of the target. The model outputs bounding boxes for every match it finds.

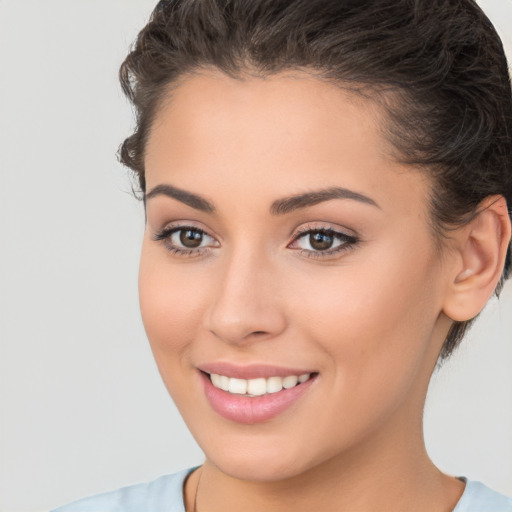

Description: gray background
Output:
[0,1,510,511]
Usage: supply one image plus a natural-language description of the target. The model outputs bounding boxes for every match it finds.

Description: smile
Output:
[209,373,312,396]
[200,368,318,424]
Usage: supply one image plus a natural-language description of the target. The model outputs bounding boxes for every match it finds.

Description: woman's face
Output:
[140,71,453,481]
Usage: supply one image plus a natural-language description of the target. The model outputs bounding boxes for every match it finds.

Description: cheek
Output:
[276,264,439,454]
[138,245,209,368]
[294,258,437,344]
[289,244,442,403]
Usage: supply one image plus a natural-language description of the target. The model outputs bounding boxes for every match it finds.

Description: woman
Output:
[53,0,512,510]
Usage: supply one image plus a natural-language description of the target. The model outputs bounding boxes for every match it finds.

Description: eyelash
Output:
[152,225,215,258]
[151,224,359,260]
[291,225,359,259]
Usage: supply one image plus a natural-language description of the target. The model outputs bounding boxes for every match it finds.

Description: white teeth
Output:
[219,375,230,391]
[209,372,312,395]
[228,378,247,394]
[210,373,221,388]
[247,378,267,396]
[282,375,298,389]
[266,376,283,393]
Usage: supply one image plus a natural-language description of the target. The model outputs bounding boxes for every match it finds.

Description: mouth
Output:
[199,366,318,424]
[207,372,313,396]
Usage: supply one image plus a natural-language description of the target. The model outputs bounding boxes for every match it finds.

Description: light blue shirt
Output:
[51,469,512,512]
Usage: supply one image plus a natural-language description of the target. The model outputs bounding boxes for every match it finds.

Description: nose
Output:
[204,246,287,345]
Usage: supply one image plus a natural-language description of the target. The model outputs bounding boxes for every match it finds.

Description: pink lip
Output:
[198,362,315,380]
[199,370,317,424]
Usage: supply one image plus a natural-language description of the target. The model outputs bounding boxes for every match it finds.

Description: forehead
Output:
[144,70,431,219]
[147,70,386,163]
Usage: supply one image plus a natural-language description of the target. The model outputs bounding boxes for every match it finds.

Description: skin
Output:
[139,70,509,511]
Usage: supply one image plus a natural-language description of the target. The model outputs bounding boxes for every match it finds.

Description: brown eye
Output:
[180,229,203,248]
[309,231,334,250]
[152,225,219,256]
[289,226,358,258]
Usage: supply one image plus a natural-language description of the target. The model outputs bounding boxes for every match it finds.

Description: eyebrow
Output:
[145,184,216,213]
[145,184,380,215]
[270,187,380,215]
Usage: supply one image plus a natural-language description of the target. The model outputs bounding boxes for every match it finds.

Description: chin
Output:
[211,453,310,483]
[196,427,332,483]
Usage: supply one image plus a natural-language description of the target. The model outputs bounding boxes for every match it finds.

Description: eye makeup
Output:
[289,225,359,260]
[152,224,219,258]
[151,221,360,260]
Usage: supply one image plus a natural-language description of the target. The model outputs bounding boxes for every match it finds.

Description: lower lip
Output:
[201,372,317,424]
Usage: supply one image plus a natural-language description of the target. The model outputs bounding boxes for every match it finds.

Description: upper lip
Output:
[198,362,316,380]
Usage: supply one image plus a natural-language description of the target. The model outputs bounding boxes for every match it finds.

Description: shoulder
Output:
[50,467,194,512]
[454,479,512,512]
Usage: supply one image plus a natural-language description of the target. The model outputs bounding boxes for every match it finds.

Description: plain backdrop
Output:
[0,1,511,511]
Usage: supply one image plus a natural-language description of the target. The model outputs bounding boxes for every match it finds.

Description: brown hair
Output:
[119,0,512,359]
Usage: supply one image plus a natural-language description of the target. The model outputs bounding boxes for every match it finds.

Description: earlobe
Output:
[442,195,511,322]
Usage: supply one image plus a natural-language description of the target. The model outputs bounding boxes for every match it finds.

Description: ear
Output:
[442,195,511,322]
